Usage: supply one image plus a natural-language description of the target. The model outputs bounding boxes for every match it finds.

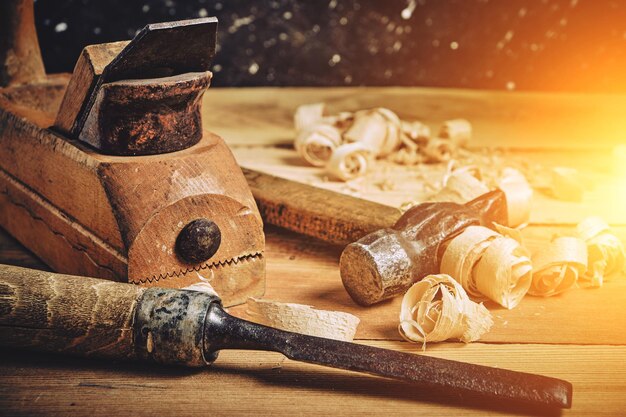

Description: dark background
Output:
[34,0,626,92]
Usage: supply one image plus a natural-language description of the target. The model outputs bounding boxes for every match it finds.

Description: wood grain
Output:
[0,342,624,416]
[3,86,626,415]
[53,41,128,134]
[0,0,46,87]
[1,81,266,304]
[227,224,626,345]
[204,87,626,150]
[232,146,626,226]
[0,264,143,359]
[243,168,401,246]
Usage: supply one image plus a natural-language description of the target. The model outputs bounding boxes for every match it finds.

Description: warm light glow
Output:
[609,145,626,223]
[613,145,626,178]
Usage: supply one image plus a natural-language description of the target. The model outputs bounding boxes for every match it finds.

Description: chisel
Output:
[0,264,572,409]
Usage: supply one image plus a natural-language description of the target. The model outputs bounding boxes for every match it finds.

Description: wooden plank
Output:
[232,146,626,226]
[205,87,626,150]
[0,342,624,416]
[2,223,625,345]
[227,224,626,345]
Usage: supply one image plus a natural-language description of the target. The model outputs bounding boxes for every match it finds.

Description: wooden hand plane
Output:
[0,1,265,306]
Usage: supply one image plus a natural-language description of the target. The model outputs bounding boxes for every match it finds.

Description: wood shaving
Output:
[294,102,326,131]
[439,119,472,147]
[344,108,402,157]
[246,298,360,342]
[399,274,493,348]
[529,237,587,297]
[493,222,525,246]
[400,120,431,145]
[577,216,625,287]
[295,124,343,167]
[497,167,533,227]
[391,147,424,165]
[551,167,584,202]
[183,279,220,297]
[326,142,372,181]
[422,137,454,162]
[441,225,532,309]
[440,225,499,299]
[292,104,471,182]
[427,169,489,204]
[473,235,533,308]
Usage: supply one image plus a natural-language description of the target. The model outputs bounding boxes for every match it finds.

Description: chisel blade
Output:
[204,304,572,410]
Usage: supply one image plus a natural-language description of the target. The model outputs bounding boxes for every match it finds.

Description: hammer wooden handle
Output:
[0,264,144,360]
[242,168,402,246]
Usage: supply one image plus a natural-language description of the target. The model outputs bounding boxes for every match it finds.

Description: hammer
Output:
[244,170,509,305]
[0,264,571,409]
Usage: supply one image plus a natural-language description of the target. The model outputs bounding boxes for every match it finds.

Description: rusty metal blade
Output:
[205,305,572,410]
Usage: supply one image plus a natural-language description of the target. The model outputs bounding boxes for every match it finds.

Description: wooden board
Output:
[232,146,626,226]
[2,342,625,417]
[228,225,626,345]
[2,221,626,415]
[3,87,626,415]
[203,87,626,150]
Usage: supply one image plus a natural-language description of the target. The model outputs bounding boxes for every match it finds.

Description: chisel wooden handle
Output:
[0,264,218,366]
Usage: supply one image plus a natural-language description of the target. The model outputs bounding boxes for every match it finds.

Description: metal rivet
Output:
[175,218,221,264]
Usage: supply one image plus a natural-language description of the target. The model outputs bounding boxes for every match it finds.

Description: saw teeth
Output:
[136,252,263,284]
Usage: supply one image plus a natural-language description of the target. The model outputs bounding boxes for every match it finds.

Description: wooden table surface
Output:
[2,87,626,416]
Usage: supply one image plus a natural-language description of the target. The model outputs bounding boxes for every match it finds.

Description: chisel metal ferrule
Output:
[134,288,221,367]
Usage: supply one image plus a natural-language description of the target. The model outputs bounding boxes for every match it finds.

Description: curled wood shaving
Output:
[529,237,587,297]
[326,142,372,181]
[440,225,499,298]
[377,108,404,156]
[577,216,625,287]
[294,124,343,167]
[473,235,533,308]
[427,170,489,204]
[344,108,402,156]
[441,226,532,309]
[294,102,326,131]
[551,167,584,202]
[399,274,493,348]
[291,105,472,182]
[246,298,360,341]
[493,223,525,246]
[497,168,533,228]
[439,119,472,147]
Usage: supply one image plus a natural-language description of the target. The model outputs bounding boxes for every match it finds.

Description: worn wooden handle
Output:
[0,264,144,359]
[0,0,46,87]
[0,264,220,366]
[242,168,402,246]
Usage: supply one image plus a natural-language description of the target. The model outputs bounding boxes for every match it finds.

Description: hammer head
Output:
[340,191,508,305]
[341,228,413,305]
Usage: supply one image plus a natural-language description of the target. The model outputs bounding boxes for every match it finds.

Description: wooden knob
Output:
[176,218,221,264]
